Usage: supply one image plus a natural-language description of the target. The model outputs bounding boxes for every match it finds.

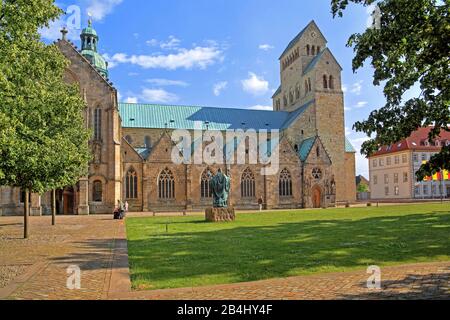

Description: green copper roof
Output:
[81,26,97,37]
[298,137,316,161]
[345,137,356,153]
[119,102,313,131]
[81,49,108,77]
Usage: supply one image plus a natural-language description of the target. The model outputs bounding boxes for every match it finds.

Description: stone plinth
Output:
[205,207,235,222]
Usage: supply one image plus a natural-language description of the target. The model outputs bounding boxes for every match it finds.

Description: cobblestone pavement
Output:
[121,262,450,300]
[0,215,121,300]
[0,215,449,300]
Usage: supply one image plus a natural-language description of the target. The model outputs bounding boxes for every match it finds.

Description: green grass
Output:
[126,203,450,290]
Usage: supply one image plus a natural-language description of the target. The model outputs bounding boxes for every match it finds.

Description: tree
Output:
[331,0,450,180]
[0,0,91,238]
[357,183,369,193]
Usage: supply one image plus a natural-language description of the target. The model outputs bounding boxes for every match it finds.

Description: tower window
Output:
[94,108,102,141]
[329,75,334,90]
[323,75,328,89]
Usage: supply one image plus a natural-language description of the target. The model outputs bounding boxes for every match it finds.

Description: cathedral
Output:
[0,20,356,215]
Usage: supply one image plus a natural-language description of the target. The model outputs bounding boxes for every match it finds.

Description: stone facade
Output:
[0,20,356,215]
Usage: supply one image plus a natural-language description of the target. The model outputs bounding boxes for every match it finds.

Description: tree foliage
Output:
[0,0,91,193]
[331,0,450,180]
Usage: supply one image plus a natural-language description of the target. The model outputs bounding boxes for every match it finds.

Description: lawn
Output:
[126,203,450,290]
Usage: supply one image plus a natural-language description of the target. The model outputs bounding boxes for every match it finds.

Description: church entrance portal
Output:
[312,186,322,208]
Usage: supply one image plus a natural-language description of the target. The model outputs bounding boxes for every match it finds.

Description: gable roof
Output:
[303,48,343,75]
[56,39,115,90]
[119,101,314,132]
[298,136,316,161]
[279,20,327,59]
[371,126,450,157]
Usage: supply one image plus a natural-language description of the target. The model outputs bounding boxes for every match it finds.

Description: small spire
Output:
[60,27,68,40]
[88,18,92,27]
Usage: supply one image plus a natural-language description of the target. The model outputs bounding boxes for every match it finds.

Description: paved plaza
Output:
[0,215,448,300]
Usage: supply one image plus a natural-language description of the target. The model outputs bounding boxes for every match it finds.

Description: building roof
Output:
[119,101,314,131]
[279,20,326,59]
[371,127,450,157]
[272,86,281,98]
[345,137,356,153]
[298,137,316,161]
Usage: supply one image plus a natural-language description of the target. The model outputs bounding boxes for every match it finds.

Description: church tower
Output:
[80,20,109,78]
[273,21,355,204]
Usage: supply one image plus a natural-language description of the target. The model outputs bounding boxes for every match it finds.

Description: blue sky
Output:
[41,0,389,178]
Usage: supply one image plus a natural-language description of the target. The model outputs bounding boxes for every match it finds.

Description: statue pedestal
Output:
[205,207,235,222]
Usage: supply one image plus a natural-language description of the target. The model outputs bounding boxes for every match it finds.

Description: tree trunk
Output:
[52,189,56,226]
[24,189,29,239]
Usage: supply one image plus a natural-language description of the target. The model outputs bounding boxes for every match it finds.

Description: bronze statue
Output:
[209,169,231,208]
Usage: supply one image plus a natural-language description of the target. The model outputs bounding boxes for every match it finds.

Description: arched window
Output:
[317,46,321,54]
[323,75,328,89]
[308,78,312,92]
[289,91,294,104]
[93,180,102,202]
[201,169,213,199]
[316,146,320,158]
[329,75,334,89]
[279,169,293,197]
[306,45,310,56]
[283,95,288,107]
[125,168,138,199]
[94,108,102,141]
[241,168,256,198]
[311,46,315,56]
[158,168,175,199]
[295,85,300,99]
[305,80,308,95]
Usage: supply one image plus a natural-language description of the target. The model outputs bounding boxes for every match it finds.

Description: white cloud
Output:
[344,106,352,111]
[259,44,274,51]
[124,97,138,103]
[242,72,270,96]
[350,80,363,95]
[140,88,178,103]
[355,101,368,108]
[40,19,80,41]
[342,84,348,93]
[146,39,159,47]
[107,46,223,70]
[146,79,189,87]
[160,36,181,50]
[248,105,273,111]
[213,81,228,96]
[87,0,123,21]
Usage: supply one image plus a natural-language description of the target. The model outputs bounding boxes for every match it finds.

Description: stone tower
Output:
[273,21,354,203]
